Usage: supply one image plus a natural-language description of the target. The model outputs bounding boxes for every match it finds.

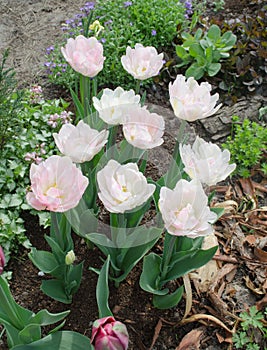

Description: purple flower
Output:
[100,38,106,43]
[151,29,157,36]
[124,1,132,7]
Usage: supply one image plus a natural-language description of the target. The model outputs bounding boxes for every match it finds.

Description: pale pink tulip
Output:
[26,155,88,212]
[121,43,164,80]
[61,35,105,77]
[122,105,165,149]
[159,179,217,238]
[169,75,222,121]
[0,246,5,275]
[91,316,129,350]
[97,159,155,213]
[179,136,236,186]
[53,120,109,163]
[92,87,140,125]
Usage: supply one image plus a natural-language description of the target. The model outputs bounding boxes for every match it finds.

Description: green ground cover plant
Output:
[223,115,267,178]
[44,0,187,89]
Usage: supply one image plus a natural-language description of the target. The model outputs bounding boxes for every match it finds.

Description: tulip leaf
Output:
[41,280,72,304]
[28,249,58,274]
[163,246,217,284]
[153,285,184,309]
[96,255,113,318]
[30,309,70,327]
[11,331,92,350]
[70,88,84,120]
[139,253,168,295]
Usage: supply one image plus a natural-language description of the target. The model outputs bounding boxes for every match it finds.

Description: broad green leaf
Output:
[41,280,71,304]
[185,64,205,80]
[139,253,168,295]
[96,256,113,318]
[176,45,188,59]
[28,249,58,273]
[188,44,204,58]
[163,246,217,284]
[30,309,70,327]
[207,24,221,42]
[153,285,184,309]
[12,331,92,350]
[207,62,221,76]
[18,324,41,344]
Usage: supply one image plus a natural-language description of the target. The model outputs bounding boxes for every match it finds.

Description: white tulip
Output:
[179,136,236,186]
[92,87,140,125]
[53,120,108,163]
[159,179,217,238]
[169,75,222,121]
[97,159,155,213]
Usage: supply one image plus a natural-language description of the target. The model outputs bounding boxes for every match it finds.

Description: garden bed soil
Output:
[0,0,267,349]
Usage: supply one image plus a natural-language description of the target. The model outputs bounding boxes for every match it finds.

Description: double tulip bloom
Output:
[61,35,105,77]
[53,120,109,163]
[169,75,221,121]
[91,316,129,350]
[26,155,88,212]
[93,87,140,125]
[121,43,164,80]
[122,106,165,149]
[179,136,236,186]
[97,160,155,213]
[159,179,217,238]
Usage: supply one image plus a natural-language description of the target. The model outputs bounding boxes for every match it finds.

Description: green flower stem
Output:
[106,125,118,157]
[80,74,91,120]
[135,80,141,95]
[173,119,186,162]
[50,212,71,252]
[160,234,177,283]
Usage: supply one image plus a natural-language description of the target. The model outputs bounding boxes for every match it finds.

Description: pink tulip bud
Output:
[0,246,5,275]
[91,316,129,350]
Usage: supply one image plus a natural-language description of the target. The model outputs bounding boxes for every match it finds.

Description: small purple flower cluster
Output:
[180,0,193,18]
[47,111,73,128]
[24,143,46,164]
[29,85,43,104]
[43,61,68,76]
[124,1,132,7]
[80,1,95,15]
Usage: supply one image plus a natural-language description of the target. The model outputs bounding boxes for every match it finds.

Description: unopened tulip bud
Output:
[65,250,76,265]
[91,316,129,350]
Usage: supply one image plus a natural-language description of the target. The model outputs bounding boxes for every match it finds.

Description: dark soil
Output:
[0,0,267,349]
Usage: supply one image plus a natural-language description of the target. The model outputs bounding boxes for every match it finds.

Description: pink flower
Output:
[0,246,5,275]
[26,155,88,212]
[53,120,109,163]
[121,43,164,80]
[122,105,165,149]
[169,75,221,121]
[61,35,105,77]
[159,179,217,238]
[91,316,129,350]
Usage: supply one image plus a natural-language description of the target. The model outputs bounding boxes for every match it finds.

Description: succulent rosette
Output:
[61,35,105,77]
[53,120,109,163]
[179,136,236,186]
[169,75,222,121]
[121,43,164,80]
[91,316,129,350]
[159,179,217,238]
[97,159,155,213]
[122,105,165,149]
[26,155,88,212]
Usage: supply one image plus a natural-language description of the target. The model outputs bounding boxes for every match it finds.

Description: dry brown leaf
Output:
[175,328,203,350]
[149,319,162,350]
[239,178,258,206]
[190,233,219,293]
[244,276,265,295]
[177,314,233,334]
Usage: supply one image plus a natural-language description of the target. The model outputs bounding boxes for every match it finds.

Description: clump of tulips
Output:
[1,22,237,349]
